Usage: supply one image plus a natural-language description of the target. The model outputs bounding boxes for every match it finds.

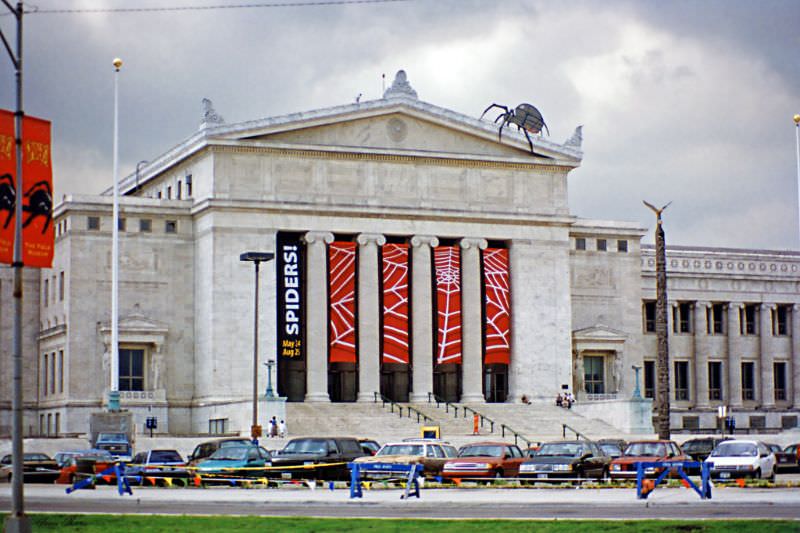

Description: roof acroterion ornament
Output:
[200,98,225,130]
[565,125,583,149]
[383,70,418,100]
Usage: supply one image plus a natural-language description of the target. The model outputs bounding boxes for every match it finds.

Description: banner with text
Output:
[276,232,305,360]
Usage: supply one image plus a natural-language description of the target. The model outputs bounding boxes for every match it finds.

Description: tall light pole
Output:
[240,251,274,443]
[644,200,671,440]
[109,57,122,412]
[1,2,31,531]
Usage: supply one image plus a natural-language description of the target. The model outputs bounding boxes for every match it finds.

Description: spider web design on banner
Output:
[483,248,511,365]
[382,243,409,364]
[328,241,357,363]
[434,246,462,365]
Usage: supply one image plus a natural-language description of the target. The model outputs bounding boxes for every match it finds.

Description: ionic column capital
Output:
[728,302,743,311]
[459,237,488,250]
[356,233,386,247]
[760,303,775,312]
[303,231,334,245]
[411,235,439,248]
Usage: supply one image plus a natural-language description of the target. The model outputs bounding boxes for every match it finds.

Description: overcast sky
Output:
[1,0,798,250]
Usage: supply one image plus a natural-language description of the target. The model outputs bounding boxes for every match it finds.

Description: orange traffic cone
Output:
[736,478,746,488]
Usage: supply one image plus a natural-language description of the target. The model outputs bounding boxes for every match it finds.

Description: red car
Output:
[441,442,526,480]
[609,440,690,479]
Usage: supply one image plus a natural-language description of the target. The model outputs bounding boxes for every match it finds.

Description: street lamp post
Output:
[109,57,122,413]
[264,359,276,398]
[240,252,274,444]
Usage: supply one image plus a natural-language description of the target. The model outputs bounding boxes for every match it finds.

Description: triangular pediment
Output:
[572,324,628,342]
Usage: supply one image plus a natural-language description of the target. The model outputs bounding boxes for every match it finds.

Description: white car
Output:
[704,440,776,481]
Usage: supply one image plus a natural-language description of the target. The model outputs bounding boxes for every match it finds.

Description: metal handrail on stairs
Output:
[562,423,589,440]
[373,392,435,425]
[426,392,460,417]
[500,423,533,449]
[461,405,495,434]
[426,394,496,434]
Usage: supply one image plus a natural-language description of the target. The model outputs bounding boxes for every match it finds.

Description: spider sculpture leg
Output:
[3,211,12,230]
[522,128,535,155]
[481,104,509,120]
[498,119,507,142]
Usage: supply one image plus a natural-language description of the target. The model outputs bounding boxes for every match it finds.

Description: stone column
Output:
[459,237,488,404]
[760,303,775,408]
[303,231,334,402]
[356,233,386,402]
[792,305,800,408]
[694,302,710,409]
[409,235,438,402]
[727,303,743,408]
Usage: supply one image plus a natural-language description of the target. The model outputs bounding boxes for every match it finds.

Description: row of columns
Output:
[688,302,800,409]
[302,231,490,403]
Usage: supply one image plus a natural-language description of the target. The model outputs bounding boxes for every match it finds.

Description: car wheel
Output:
[494,469,504,480]
[768,468,776,483]
[600,467,610,482]
[754,468,761,480]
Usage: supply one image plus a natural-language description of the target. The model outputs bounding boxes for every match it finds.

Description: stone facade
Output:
[1,72,798,437]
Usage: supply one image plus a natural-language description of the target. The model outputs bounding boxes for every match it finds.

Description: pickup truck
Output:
[95,432,133,461]
[269,437,367,480]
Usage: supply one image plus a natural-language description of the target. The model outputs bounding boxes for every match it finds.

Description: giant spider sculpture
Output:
[480,103,549,155]
[23,180,52,233]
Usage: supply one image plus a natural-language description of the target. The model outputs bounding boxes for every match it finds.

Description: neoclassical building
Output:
[1,72,798,436]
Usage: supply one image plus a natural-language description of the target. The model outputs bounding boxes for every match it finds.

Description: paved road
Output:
[2,484,800,520]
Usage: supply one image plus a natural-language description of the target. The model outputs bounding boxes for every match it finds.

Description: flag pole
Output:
[109,57,122,411]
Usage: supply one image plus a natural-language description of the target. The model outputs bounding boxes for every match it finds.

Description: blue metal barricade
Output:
[635,461,712,500]
[66,462,133,496]
[348,462,424,499]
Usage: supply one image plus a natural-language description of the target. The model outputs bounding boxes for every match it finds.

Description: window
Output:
[118,217,126,231]
[50,352,56,395]
[617,240,628,252]
[87,216,100,230]
[59,271,64,301]
[774,362,787,401]
[177,181,182,199]
[43,279,48,307]
[741,361,755,401]
[186,174,192,197]
[740,304,757,335]
[708,303,725,334]
[119,348,145,391]
[644,361,655,399]
[672,302,692,334]
[643,301,656,333]
[42,353,48,396]
[139,219,152,233]
[165,220,177,234]
[674,361,689,400]
[583,355,605,394]
[58,350,64,393]
[708,361,722,401]
[575,237,586,250]
[596,239,607,251]
[157,191,162,199]
[773,305,789,336]
[167,186,172,199]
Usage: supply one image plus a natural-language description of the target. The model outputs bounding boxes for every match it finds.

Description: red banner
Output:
[382,243,409,364]
[483,248,511,365]
[0,109,54,268]
[434,246,462,365]
[328,241,357,363]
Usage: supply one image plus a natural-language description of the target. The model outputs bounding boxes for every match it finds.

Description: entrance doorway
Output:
[380,363,410,402]
[278,358,306,402]
[329,362,357,402]
[433,364,461,403]
[484,364,508,403]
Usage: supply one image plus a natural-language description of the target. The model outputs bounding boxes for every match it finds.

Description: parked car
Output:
[0,453,60,483]
[187,437,253,466]
[680,437,731,463]
[270,437,368,480]
[598,442,624,459]
[126,449,188,485]
[353,440,458,480]
[441,441,526,480]
[765,443,796,473]
[519,440,611,482]
[194,445,271,477]
[705,440,775,481]
[609,440,690,480]
[54,450,114,485]
[783,443,800,470]
[358,439,381,456]
[94,432,133,461]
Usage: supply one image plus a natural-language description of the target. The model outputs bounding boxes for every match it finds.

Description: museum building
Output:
[1,71,798,437]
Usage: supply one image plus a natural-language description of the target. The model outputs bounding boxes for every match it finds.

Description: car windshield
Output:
[209,447,250,461]
[535,443,583,457]
[150,450,183,463]
[458,445,504,458]
[98,433,126,441]
[681,441,707,453]
[624,443,666,457]
[599,444,621,456]
[282,439,329,454]
[711,442,757,457]
[377,444,424,456]
[219,439,251,448]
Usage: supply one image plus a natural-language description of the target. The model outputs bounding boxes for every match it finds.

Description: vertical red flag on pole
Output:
[0,109,54,268]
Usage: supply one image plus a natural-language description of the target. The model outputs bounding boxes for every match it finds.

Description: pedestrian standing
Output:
[278,419,287,438]
[270,416,278,438]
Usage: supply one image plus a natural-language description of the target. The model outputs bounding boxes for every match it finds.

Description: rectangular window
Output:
[177,181,182,199]
[157,191,162,199]
[741,361,755,401]
[583,355,605,394]
[186,174,192,197]
[50,352,56,395]
[59,271,64,301]
[165,220,177,234]
[708,361,722,401]
[59,350,64,393]
[575,237,586,250]
[43,279,49,308]
[118,217,126,231]
[740,304,757,335]
[644,360,655,399]
[672,302,692,333]
[708,303,725,334]
[643,301,656,333]
[42,353,48,396]
[773,305,789,336]
[674,361,689,400]
[774,362,787,401]
[209,418,228,435]
[167,186,172,199]
[119,348,145,391]
[617,240,628,252]
[596,239,607,251]
[87,216,100,230]
[139,219,152,233]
